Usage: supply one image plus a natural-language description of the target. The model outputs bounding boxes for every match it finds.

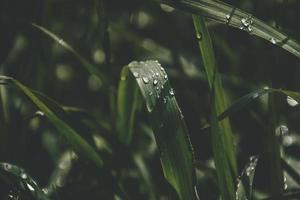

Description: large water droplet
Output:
[26,183,35,191]
[169,88,175,96]
[196,33,202,40]
[20,172,28,179]
[3,163,12,171]
[35,110,44,117]
[270,37,277,44]
[133,72,139,78]
[142,76,149,84]
[287,96,298,107]
[160,4,175,12]
[155,72,159,77]
[153,79,158,86]
[164,75,168,80]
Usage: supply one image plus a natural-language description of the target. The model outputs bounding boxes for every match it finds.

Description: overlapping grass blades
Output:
[117,60,198,200]
[0,75,103,168]
[193,15,237,200]
[162,0,300,58]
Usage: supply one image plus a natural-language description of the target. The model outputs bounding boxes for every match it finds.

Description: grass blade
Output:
[0,162,49,200]
[163,0,300,58]
[236,156,259,200]
[32,23,106,83]
[0,75,104,168]
[117,60,199,200]
[193,15,237,200]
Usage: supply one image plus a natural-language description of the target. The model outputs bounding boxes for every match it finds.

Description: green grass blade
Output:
[32,23,106,83]
[193,15,237,200]
[0,75,103,169]
[116,66,141,145]
[117,60,199,200]
[0,162,49,200]
[163,0,300,59]
[236,156,259,200]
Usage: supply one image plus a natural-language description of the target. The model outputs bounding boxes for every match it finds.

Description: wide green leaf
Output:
[117,60,199,200]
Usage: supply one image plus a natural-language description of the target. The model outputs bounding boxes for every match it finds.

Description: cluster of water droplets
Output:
[235,156,259,200]
[130,60,175,106]
[240,15,254,33]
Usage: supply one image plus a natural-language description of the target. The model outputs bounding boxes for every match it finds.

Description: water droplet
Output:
[264,86,269,90]
[58,39,65,45]
[3,163,12,171]
[283,135,294,147]
[20,172,27,179]
[164,75,168,80]
[133,72,139,78]
[287,96,298,107]
[149,91,153,96]
[142,76,149,84]
[153,79,158,85]
[270,37,277,44]
[155,72,159,77]
[160,4,175,12]
[225,14,231,23]
[284,183,288,190]
[169,88,175,96]
[42,188,49,194]
[26,183,35,191]
[196,33,202,40]
[35,110,44,116]
[275,125,289,136]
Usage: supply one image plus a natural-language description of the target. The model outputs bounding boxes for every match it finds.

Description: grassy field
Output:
[1,0,300,199]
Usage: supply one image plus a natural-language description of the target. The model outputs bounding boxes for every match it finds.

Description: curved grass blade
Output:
[32,23,106,83]
[0,75,103,168]
[117,60,199,200]
[0,162,49,200]
[163,0,300,59]
[116,65,141,145]
[236,156,259,200]
[218,88,300,121]
[193,15,237,200]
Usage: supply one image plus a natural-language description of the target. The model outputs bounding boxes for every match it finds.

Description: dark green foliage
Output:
[2,0,300,199]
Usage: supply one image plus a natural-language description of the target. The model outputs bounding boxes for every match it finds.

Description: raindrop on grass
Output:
[169,88,175,96]
[26,183,35,191]
[164,75,168,80]
[20,172,27,179]
[142,76,149,84]
[133,72,139,78]
[160,4,175,12]
[270,37,277,44]
[153,79,158,86]
[287,96,298,107]
[196,33,202,40]
[225,14,230,23]
[155,72,159,77]
[3,163,12,171]
[42,188,49,194]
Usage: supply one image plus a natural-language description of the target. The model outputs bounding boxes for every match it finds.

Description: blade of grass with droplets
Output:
[236,156,259,200]
[117,60,199,200]
[193,15,237,200]
[162,0,300,59]
[0,162,49,200]
[0,75,103,169]
[32,23,106,83]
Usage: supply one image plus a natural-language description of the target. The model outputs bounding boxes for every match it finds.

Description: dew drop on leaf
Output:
[287,96,298,107]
